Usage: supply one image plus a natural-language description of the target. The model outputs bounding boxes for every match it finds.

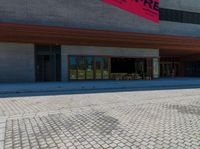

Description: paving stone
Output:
[0,89,200,148]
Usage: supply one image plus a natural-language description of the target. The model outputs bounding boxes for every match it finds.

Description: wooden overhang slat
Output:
[0,23,200,56]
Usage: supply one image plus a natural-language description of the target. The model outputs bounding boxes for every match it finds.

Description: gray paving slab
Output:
[0,88,200,148]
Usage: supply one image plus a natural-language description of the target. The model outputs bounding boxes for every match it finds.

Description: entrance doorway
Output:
[35,45,61,82]
[110,58,151,80]
[160,57,180,78]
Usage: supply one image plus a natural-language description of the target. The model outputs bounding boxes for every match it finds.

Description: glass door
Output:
[35,45,61,82]
[86,57,94,80]
[95,57,110,80]
[103,58,109,79]
[69,56,77,80]
[95,57,103,80]
[174,63,180,77]
[135,59,145,80]
[146,59,153,80]
[77,56,86,80]
[161,63,172,77]
[153,58,159,79]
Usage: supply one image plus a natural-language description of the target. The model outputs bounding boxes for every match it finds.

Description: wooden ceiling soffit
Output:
[0,23,200,51]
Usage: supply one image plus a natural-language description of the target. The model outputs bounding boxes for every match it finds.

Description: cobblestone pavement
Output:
[0,89,200,149]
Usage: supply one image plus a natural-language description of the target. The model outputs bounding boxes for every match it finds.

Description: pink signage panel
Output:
[102,0,159,23]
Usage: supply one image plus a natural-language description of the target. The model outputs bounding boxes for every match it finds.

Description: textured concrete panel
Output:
[62,46,159,57]
[0,0,158,34]
[0,0,200,36]
[61,45,159,81]
[0,43,35,83]
[160,21,200,36]
[160,0,200,13]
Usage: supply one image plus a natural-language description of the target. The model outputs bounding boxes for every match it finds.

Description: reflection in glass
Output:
[86,57,94,79]
[95,57,103,79]
[146,59,152,80]
[69,56,110,80]
[69,56,77,80]
[77,56,85,80]
[103,58,109,79]
[135,59,145,79]
[153,58,159,78]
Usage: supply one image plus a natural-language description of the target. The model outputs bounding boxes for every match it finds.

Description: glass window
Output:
[86,57,94,80]
[77,56,85,80]
[103,58,109,79]
[146,59,152,80]
[95,57,110,80]
[135,59,145,80]
[153,58,159,79]
[69,56,77,80]
[69,56,110,80]
[95,57,103,80]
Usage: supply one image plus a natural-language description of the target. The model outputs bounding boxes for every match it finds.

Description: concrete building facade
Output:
[0,43,35,82]
[0,0,200,82]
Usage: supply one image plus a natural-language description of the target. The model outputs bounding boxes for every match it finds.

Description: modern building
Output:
[0,0,200,82]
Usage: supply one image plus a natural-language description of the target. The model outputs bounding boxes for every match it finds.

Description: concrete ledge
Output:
[0,78,200,95]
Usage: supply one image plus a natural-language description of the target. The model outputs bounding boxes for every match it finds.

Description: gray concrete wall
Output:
[159,21,200,36]
[160,0,200,13]
[159,0,200,36]
[0,0,200,37]
[61,45,159,81]
[0,0,158,34]
[0,43,35,83]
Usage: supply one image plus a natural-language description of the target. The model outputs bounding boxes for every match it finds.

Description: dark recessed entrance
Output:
[110,58,152,80]
[35,45,61,82]
[160,57,181,78]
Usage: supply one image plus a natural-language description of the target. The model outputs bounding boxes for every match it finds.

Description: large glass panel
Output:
[135,59,145,80]
[174,63,180,77]
[164,64,172,77]
[197,62,200,76]
[77,56,85,80]
[153,58,159,79]
[103,58,109,79]
[69,56,77,80]
[146,59,152,80]
[95,57,103,79]
[86,57,94,80]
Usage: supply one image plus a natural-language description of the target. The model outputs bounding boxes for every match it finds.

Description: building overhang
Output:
[0,23,200,57]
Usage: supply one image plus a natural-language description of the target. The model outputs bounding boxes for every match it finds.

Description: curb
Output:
[0,84,200,95]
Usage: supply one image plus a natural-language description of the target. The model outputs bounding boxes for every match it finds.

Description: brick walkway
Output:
[0,89,200,149]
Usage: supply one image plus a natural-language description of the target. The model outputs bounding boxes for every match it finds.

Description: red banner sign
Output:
[102,0,159,23]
